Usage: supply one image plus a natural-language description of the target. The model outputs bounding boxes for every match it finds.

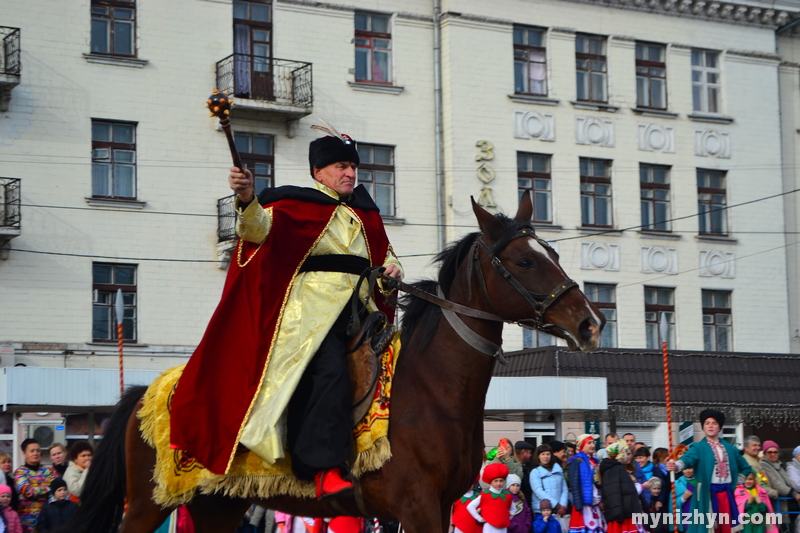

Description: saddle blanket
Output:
[138,332,401,507]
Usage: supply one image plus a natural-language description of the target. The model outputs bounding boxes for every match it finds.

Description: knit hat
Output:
[308,133,359,178]
[49,477,67,493]
[793,446,800,458]
[506,474,521,488]
[648,476,662,490]
[482,462,509,484]
[762,440,779,453]
[605,440,628,461]
[540,499,553,511]
[0,485,10,495]
[699,409,725,427]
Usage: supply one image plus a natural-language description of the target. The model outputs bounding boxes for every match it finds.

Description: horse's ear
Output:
[515,190,533,224]
[471,197,504,237]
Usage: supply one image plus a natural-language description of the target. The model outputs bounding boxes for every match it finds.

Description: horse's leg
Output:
[186,494,251,533]
[120,401,173,533]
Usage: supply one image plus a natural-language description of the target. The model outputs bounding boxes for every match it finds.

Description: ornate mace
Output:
[206,89,243,169]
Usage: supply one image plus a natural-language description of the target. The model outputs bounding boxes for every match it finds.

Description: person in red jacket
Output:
[468,463,514,533]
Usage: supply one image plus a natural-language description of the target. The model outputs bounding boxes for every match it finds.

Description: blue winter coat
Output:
[533,514,562,533]
[529,463,569,512]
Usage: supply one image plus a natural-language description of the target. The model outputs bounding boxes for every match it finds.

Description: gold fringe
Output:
[351,436,392,478]
[198,473,315,501]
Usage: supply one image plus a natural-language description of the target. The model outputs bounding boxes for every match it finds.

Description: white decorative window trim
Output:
[514,111,556,142]
[347,81,405,95]
[641,246,678,275]
[638,124,675,153]
[695,129,731,158]
[83,53,148,68]
[698,250,735,278]
[576,117,615,147]
[581,242,620,271]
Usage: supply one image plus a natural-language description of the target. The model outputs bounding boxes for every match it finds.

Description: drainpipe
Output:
[433,0,446,250]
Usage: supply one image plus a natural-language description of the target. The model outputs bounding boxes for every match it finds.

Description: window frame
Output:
[513,26,548,96]
[354,12,393,85]
[90,0,137,57]
[92,263,137,343]
[356,143,396,217]
[523,328,557,348]
[580,157,613,228]
[640,164,671,233]
[91,119,137,200]
[644,286,675,349]
[517,152,552,224]
[697,168,728,236]
[234,132,275,195]
[702,289,733,352]
[575,33,608,104]
[584,283,617,348]
[691,49,721,114]
[635,42,667,110]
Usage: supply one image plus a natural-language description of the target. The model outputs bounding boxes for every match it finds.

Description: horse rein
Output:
[381,228,578,363]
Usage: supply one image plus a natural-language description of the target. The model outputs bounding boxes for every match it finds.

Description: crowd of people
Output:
[458,410,800,533]
[3,438,91,533]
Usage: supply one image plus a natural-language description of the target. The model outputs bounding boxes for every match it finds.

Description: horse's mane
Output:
[400,213,532,353]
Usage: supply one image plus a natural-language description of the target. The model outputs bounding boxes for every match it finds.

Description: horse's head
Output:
[470,194,605,351]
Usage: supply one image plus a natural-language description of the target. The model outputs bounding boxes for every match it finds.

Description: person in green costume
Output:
[666,409,752,533]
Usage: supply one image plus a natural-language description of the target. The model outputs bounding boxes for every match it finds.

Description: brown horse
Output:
[68,195,604,533]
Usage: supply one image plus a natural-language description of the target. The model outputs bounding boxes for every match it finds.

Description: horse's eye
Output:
[517,258,534,270]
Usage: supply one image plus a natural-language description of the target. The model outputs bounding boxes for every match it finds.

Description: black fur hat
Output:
[308,121,360,179]
[699,408,725,427]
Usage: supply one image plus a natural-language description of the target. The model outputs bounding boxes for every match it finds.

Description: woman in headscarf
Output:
[599,441,646,533]
[567,434,605,533]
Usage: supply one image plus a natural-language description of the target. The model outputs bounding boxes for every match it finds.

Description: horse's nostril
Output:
[579,318,598,341]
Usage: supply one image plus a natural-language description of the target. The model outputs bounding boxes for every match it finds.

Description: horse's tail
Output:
[65,384,148,533]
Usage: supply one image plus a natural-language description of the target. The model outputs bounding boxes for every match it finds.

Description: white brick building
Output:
[1,0,799,460]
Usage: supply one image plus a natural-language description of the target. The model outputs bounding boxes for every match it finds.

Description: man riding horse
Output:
[169,126,403,499]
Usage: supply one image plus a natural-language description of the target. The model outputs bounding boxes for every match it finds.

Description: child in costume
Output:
[533,499,562,533]
[468,463,514,533]
[507,474,533,533]
[453,485,483,533]
[734,473,777,533]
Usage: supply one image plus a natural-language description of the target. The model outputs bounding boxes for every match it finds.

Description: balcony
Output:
[0,27,20,112]
[215,54,313,128]
[216,194,237,269]
[0,177,21,259]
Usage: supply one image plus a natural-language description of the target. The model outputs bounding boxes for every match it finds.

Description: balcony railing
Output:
[217,194,236,242]
[0,178,20,231]
[0,27,20,77]
[216,55,313,109]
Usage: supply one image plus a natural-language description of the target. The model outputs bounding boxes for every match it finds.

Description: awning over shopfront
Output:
[495,347,800,428]
[0,367,161,412]
[485,376,608,422]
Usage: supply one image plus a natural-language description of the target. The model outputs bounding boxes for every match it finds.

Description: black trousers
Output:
[287,307,353,481]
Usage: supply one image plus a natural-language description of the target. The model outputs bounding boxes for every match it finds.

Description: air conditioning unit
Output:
[27,424,66,449]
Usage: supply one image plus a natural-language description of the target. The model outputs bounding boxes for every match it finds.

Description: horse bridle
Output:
[383,228,578,362]
[470,228,578,331]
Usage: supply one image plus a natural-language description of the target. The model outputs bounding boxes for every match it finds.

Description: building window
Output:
[513,26,547,96]
[517,152,552,223]
[702,290,732,351]
[92,120,136,199]
[357,144,395,216]
[636,42,666,109]
[523,328,556,348]
[645,286,675,349]
[93,263,137,342]
[91,0,136,56]
[640,164,671,232]
[697,169,727,235]
[580,158,612,227]
[576,34,607,103]
[355,12,391,84]
[234,133,274,195]
[585,283,617,348]
[692,49,720,113]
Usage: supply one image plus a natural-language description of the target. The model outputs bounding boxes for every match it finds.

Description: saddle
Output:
[345,266,397,426]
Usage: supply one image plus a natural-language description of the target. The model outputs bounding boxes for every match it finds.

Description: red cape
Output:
[170,194,393,475]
